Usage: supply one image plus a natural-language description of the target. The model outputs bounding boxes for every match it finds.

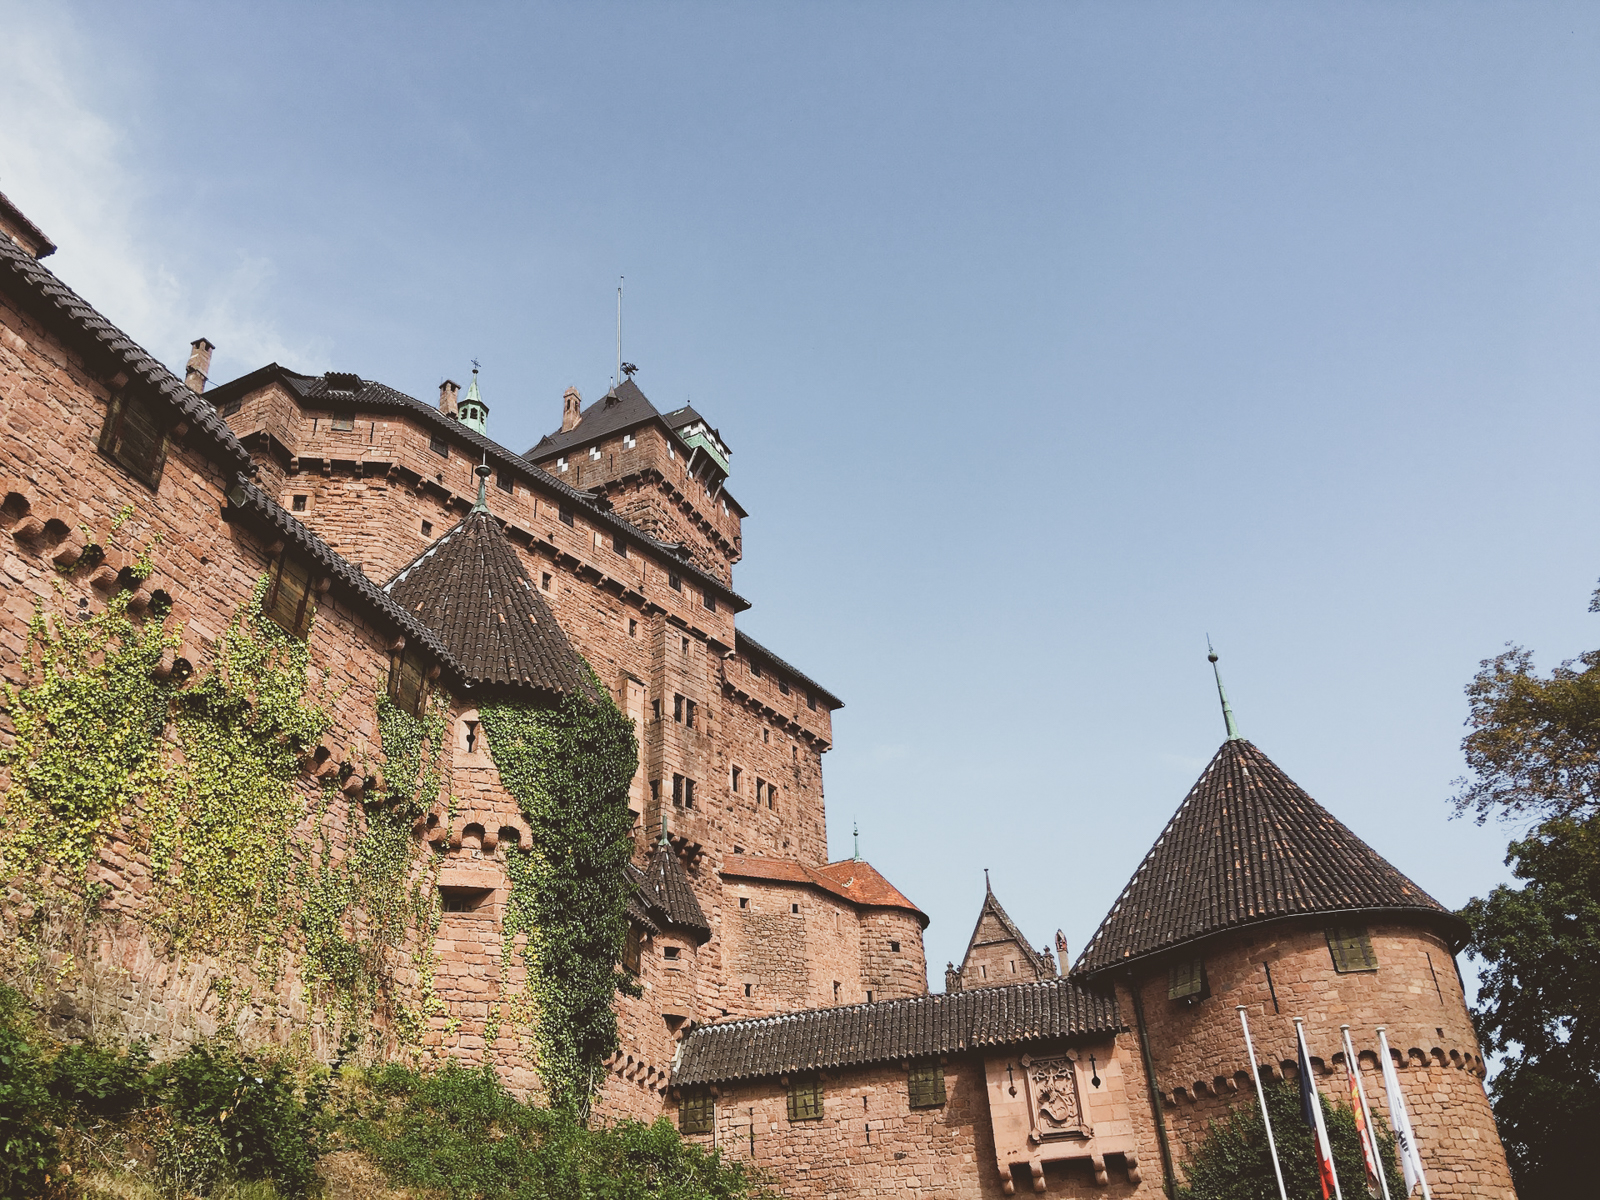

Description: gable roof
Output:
[1075,738,1465,977]
[382,503,593,698]
[672,976,1122,1087]
[636,837,711,943]
[962,885,1050,978]
[529,378,661,457]
[0,189,57,259]
[205,365,750,614]
[722,854,927,927]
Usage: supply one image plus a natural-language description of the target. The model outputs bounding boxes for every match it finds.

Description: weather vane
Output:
[471,357,480,372]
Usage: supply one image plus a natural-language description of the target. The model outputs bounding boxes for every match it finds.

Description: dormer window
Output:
[264,551,316,639]
[98,390,168,488]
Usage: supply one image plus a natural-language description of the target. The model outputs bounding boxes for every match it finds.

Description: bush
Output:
[1178,1077,1405,1200]
[352,1061,771,1200]
[0,990,57,1199]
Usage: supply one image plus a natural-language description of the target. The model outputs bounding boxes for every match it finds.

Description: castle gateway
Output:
[0,194,1514,1197]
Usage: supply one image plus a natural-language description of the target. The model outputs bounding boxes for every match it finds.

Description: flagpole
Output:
[1295,1018,1344,1200]
[1238,1006,1290,1200]
[1376,1027,1432,1200]
[1342,1024,1390,1200]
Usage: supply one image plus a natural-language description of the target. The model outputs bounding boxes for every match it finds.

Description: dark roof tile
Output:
[637,837,710,943]
[673,977,1121,1086]
[1075,738,1464,976]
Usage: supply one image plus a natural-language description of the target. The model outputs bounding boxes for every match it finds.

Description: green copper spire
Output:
[853,822,860,861]
[659,815,670,848]
[458,365,489,435]
[1207,636,1242,740]
[472,459,491,513]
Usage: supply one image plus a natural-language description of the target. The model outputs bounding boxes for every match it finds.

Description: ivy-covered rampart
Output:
[480,678,638,1113]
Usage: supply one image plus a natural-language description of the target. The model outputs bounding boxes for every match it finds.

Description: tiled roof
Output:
[734,631,844,711]
[672,977,1122,1086]
[722,854,927,927]
[382,505,592,698]
[0,232,249,473]
[963,887,1050,978]
[621,864,662,936]
[0,190,57,258]
[637,838,711,943]
[1075,739,1465,976]
[528,378,663,457]
[205,365,750,613]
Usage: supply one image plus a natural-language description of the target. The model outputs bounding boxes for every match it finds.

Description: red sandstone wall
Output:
[1127,920,1514,1199]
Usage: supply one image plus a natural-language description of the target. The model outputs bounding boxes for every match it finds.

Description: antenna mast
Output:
[616,276,624,391]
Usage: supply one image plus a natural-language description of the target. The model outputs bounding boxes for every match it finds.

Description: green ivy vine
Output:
[480,675,638,1113]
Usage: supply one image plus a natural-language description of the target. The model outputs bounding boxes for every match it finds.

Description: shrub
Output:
[0,989,57,1199]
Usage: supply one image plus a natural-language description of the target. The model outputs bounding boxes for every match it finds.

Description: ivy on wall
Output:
[480,676,638,1113]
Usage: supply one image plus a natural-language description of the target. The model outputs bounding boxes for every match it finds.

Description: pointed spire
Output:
[1207,636,1241,741]
[853,822,861,861]
[984,867,991,893]
[458,364,489,434]
[472,457,491,513]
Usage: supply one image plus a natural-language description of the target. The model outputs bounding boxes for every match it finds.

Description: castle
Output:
[0,192,1515,1197]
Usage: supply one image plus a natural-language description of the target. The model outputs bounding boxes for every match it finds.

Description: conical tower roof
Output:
[633,836,710,944]
[383,505,592,697]
[1075,738,1463,977]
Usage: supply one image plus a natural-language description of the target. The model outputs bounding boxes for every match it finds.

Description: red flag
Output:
[1296,1023,1341,1200]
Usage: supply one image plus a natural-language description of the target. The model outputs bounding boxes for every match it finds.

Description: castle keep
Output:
[0,194,1515,1197]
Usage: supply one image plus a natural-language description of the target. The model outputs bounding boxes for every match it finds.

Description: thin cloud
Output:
[0,5,324,379]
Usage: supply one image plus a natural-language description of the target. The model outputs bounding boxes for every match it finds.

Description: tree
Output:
[1177,1078,1403,1200]
[1454,638,1600,1198]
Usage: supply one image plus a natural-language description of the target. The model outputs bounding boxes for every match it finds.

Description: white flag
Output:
[1376,1029,1430,1198]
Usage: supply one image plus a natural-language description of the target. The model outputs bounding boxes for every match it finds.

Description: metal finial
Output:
[471,358,480,373]
[472,455,491,513]
[984,868,991,894]
[659,814,670,847]
[853,822,860,861]
[1208,636,1241,740]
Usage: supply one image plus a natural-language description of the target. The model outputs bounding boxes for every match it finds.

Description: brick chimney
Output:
[439,379,460,417]
[184,338,214,394]
[562,387,583,433]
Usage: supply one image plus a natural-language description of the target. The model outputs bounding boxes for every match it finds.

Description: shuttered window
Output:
[679,1088,714,1134]
[264,553,316,639]
[1326,926,1379,973]
[908,1061,946,1108]
[388,648,428,717]
[98,391,168,487]
[1168,958,1206,1000]
[787,1076,823,1122]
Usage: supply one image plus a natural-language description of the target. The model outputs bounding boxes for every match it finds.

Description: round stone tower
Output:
[1075,734,1516,1199]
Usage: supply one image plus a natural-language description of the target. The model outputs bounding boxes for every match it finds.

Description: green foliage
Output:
[1177,1078,1403,1200]
[351,1061,772,1200]
[47,1038,151,1118]
[0,988,57,1199]
[1452,644,1600,824]
[1459,812,1600,1198]
[0,587,176,874]
[480,678,638,1112]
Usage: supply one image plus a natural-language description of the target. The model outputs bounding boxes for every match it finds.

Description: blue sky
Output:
[4,2,1598,988]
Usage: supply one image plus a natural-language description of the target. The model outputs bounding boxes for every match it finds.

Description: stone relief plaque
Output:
[1022,1054,1089,1142]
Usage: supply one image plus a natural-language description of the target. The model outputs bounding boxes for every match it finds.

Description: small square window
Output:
[220,396,243,417]
[679,1087,713,1134]
[866,990,873,1003]
[496,468,513,492]
[787,1076,823,1122]
[613,535,627,557]
[778,678,790,696]
[703,591,716,612]
[908,1062,946,1108]
[890,941,901,953]
[330,415,354,432]
[422,520,434,537]
[1326,926,1379,973]
[751,661,762,678]
[98,390,168,487]
[559,505,574,527]
[669,572,682,591]
[791,903,800,915]
[807,693,816,711]
[1168,958,1207,1000]
[541,572,552,590]
[291,494,308,512]
[439,886,488,913]
[663,945,681,960]
[739,897,749,909]
[623,433,636,449]
[557,457,568,473]
[589,445,601,460]
[429,434,449,457]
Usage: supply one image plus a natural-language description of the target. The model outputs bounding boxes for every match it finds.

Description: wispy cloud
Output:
[0,5,324,377]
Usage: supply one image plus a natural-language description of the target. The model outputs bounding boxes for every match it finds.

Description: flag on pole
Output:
[1296,1020,1342,1200]
[1340,1026,1387,1199]
[1237,1006,1290,1200]
[1376,1027,1431,1199]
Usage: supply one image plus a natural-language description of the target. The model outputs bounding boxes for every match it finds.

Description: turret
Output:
[457,368,488,435]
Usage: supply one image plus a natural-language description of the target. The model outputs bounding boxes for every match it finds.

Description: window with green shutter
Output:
[787,1075,823,1122]
[1326,926,1379,973]
[1168,958,1206,1000]
[679,1088,714,1134]
[908,1061,946,1108]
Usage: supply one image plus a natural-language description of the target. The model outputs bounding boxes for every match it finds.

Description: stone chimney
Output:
[184,338,214,394]
[562,386,583,433]
[439,379,460,417]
